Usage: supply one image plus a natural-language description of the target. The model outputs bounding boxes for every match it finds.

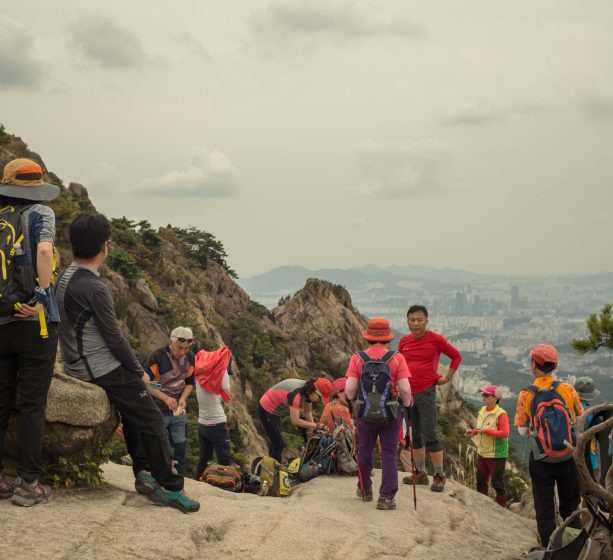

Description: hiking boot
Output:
[0,474,14,499]
[402,470,429,486]
[431,473,446,492]
[376,497,396,510]
[135,470,159,495]
[356,487,373,502]
[11,477,51,507]
[151,487,200,514]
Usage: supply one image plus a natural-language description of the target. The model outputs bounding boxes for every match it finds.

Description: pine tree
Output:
[571,304,613,353]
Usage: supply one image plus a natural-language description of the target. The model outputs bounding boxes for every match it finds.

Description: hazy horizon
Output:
[2,1,612,278]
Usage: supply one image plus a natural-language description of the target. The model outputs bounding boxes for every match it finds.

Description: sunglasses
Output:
[174,337,193,344]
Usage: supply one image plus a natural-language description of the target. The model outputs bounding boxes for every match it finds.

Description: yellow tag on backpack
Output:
[250,456,292,497]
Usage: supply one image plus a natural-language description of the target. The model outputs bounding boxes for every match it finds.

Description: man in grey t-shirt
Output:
[56,212,199,514]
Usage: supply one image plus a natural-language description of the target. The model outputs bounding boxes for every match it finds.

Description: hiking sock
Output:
[415,461,426,473]
[434,465,444,475]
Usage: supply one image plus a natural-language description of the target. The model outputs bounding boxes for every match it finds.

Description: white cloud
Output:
[348,140,448,198]
[578,94,613,119]
[248,1,423,50]
[68,12,148,68]
[442,103,544,126]
[0,15,44,88]
[134,147,241,197]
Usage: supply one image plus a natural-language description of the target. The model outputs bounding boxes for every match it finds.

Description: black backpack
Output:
[0,205,37,317]
[353,350,399,423]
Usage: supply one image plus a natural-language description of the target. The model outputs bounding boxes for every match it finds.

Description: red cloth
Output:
[397,331,462,394]
[483,410,509,438]
[195,348,232,401]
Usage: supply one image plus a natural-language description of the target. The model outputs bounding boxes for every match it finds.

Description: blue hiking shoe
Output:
[151,487,200,514]
[11,477,51,507]
[0,473,14,499]
[135,470,159,495]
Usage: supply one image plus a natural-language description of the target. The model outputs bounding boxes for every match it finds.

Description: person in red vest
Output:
[398,305,462,492]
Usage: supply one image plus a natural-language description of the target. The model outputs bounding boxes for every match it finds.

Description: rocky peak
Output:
[273,277,367,377]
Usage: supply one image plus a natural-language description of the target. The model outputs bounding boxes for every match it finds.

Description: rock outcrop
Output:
[3,371,117,473]
[0,462,537,559]
[273,278,368,376]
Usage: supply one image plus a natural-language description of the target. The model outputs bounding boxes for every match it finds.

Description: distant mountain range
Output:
[238,264,613,301]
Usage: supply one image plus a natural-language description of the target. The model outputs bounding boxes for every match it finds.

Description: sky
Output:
[1,1,612,278]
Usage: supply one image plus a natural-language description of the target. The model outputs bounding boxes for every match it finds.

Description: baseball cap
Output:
[479,385,502,399]
[314,377,333,404]
[529,344,559,366]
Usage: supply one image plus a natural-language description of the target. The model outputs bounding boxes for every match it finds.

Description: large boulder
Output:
[4,369,118,475]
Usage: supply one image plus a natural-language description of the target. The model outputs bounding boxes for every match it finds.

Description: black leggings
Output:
[258,405,284,462]
[529,458,581,547]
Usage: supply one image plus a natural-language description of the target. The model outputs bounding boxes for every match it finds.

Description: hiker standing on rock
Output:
[143,327,196,475]
[398,305,462,492]
[0,159,60,507]
[345,318,413,510]
[514,344,583,547]
[258,377,333,463]
[465,385,509,507]
[193,346,234,478]
[56,212,199,514]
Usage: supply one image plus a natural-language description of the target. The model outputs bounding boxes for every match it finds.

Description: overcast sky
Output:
[1,1,612,277]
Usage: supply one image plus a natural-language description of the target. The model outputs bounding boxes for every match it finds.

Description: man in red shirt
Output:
[397,305,462,492]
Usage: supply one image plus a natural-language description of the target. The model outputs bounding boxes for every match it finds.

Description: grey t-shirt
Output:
[56,263,143,380]
[197,370,230,425]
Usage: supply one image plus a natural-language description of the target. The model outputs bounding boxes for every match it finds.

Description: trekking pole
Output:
[354,428,366,501]
[404,406,417,511]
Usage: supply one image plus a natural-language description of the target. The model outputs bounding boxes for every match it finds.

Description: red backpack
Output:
[526,380,576,462]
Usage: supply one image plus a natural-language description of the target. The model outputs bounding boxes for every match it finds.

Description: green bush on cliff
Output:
[172,226,237,279]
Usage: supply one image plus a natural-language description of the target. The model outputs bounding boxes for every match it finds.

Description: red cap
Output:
[529,344,559,366]
[314,378,333,404]
[362,317,394,342]
[479,385,502,399]
[332,377,347,395]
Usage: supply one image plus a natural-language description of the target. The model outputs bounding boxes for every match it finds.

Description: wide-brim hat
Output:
[362,317,394,342]
[574,377,601,401]
[1,158,60,201]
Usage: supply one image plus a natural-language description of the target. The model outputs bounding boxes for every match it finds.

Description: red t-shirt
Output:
[397,331,462,394]
[345,343,410,394]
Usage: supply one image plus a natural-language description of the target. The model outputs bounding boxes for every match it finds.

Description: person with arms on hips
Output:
[55,212,199,513]
[143,327,195,476]
[398,305,462,492]
[345,318,412,511]
[258,376,333,463]
[514,344,583,547]
[318,377,353,432]
[466,385,509,507]
[193,346,233,478]
[0,159,60,506]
